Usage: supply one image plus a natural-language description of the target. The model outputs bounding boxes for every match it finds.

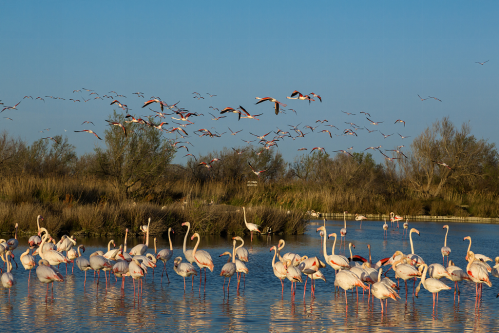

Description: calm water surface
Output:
[1,220,498,332]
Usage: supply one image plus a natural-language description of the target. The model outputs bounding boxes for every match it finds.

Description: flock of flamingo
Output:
[0,208,497,315]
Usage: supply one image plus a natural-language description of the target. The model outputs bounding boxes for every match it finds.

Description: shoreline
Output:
[315,212,499,224]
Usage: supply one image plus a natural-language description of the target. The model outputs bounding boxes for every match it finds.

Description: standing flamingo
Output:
[191,233,214,286]
[407,228,425,267]
[89,252,113,286]
[316,227,349,272]
[219,239,237,295]
[372,268,400,313]
[75,245,91,287]
[466,251,492,308]
[415,264,451,310]
[173,257,197,291]
[286,259,303,297]
[383,220,388,238]
[36,259,63,301]
[20,248,36,285]
[355,214,367,229]
[340,211,347,252]
[6,223,19,268]
[242,207,261,242]
[446,260,471,301]
[270,244,288,296]
[334,269,369,306]
[129,258,145,299]
[182,222,209,288]
[463,236,492,263]
[232,236,249,289]
[390,212,403,228]
[129,218,150,255]
[1,251,15,300]
[156,227,174,283]
[28,215,44,247]
[402,219,409,238]
[441,225,451,266]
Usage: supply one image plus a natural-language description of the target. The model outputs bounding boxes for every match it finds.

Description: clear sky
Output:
[1,1,498,165]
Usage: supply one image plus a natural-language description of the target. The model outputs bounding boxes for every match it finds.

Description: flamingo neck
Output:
[466,237,471,254]
[466,253,474,274]
[368,246,372,264]
[277,240,285,261]
[321,228,329,260]
[232,241,237,264]
[349,244,353,261]
[243,207,249,228]
[6,253,11,273]
[183,224,190,255]
[271,247,277,268]
[420,264,428,285]
[20,248,29,260]
[344,212,346,228]
[14,225,17,240]
[77,245,83,257]
[410,230,415,254]
[168,228,173,251]
[145,218,150,247]
[108,240,113,252]
[331,234,337,256]
[444,227,449,247]
[124,230,128,252]
[154,238,157,254]
[39,235,48,259]
[377,268,382,282]
[192,234,200,258]
[37,216,41,233]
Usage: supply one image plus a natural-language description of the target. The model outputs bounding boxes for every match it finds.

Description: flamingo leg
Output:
[84,271,87,288]
[281,279,284,297]
[228,276,231,294]
[380,298,384,313]
[303,276,308,298]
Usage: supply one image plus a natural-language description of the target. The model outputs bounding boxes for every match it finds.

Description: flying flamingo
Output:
[287,91,314,103]
[355,214,367,229]
[173,257,197,292]
[248,162,267,177]
[219,239,237,296]
[415,264,451,311]
[255,97,286,115]
[1,251,15,299]
[20,248,36,285]
[74,129,102,140]
[106,120,127,136]
[242,207,261,242]
[441,225,451,266]
[475,60,489,65]
[340,211,347,252]
[383,220,388,238]
[36,259,63,301]
[129,218,150,255]
[239,106,262,120]
[191,232,214,286]
[270,243,288,296]
[156,227,174,283]
[372,268,400,313]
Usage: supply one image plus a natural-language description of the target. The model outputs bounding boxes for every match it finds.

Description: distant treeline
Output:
[0,115,498,236]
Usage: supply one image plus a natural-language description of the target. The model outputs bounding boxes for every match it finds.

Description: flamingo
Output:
[286,259,303,297]
[392,257,421,297]
[255,97,286,115]
[129,258,145,299]
[415,264,451,310]
[74,129,102,140]
[20,248,36,285]
[340,211,347,252]
[247,162,267,178]
[219,240,237,295]
[334,269,368,306]
[463,236,492,263]
[113,250,129,290]
[298,256,325,298]
[428,263,451,280]
[28,215,44,247]
[6,223,19,268]
[372,268,400,313]
[407,228,425,267]
[390,212,403,228]
[156,227,174,283]
[103,240,118,260]
[36,259,63,301]
[355,214,367,229]
[276,240,306,267]
[191,232,214,286]
[402,219,409,238]
[232,236,249,289]
[319,219,326,246]
[317,227,349,272]
[1,251,15,299]
[287,90,314,103]
[121,229,133,262]
[235,239,249,263]
[383,220,388,238]
[441,225,451,266]
[446,260,471,300]
[89,252,113,286]
[129,218,150,255]
[173,257,197,292]
[466,251,492,308]
[57,236,77,274]
[182,222,209,288]
[270,244,288,296]
[38,234,69,267]
[242,207,261,242]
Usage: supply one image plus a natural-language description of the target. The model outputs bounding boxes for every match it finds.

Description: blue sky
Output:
[1,1,498,165]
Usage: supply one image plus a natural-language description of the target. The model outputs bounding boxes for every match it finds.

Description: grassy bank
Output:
[1,174,498,236]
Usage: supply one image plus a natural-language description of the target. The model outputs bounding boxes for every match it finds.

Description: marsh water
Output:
[1,219,498,332]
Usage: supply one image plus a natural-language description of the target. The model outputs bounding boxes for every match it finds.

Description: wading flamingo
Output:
[463,236,492,263]
[28,215,44,247]
[156,227,174,283]
[1,250,15,300]
[270,244,288,296]
[372,268,400,313]
[355,214,367,229]
[182,222,209,288]
[415,264,451,311]
[6,223,19,268]
[392,257,421,298]
[340,211,347,252]
[286,259,303,297]
[20,248,36,285]
[390,212,403,228]
[36,259,63,302]
[243,207,261,242]
[334,269,368,306]
[316,228,349,272]
[89,252,113,286]
[446,260,471,301]
[407,228,425,267]
[232,236,249,289]
[129,218,151,255]
[75,246,91,287]
[402,219,409,238]
[191,233,214,286]
[219,239,237,295]
[383,220,388,238]
[441,225,451,266]
[466,251,492,309]
[173,257,197,292]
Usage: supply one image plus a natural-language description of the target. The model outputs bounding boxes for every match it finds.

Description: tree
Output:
[399,117,498,196]
[94,111,176,199]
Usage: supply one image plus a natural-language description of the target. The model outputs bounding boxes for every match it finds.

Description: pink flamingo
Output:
[340,211,347,252]
[191,232,214,286]
[270,244,288,296]
[20,248,36,285]
[441,225,451,266]
[243,207,261,242]
[1,250,15,300]
[173,257,197,291]
[219,240,237,296]
[36,259,63,301]
[415,264,451,311]
[156,228,174,283]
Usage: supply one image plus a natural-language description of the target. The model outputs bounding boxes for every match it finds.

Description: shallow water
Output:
[1,220,498,332]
